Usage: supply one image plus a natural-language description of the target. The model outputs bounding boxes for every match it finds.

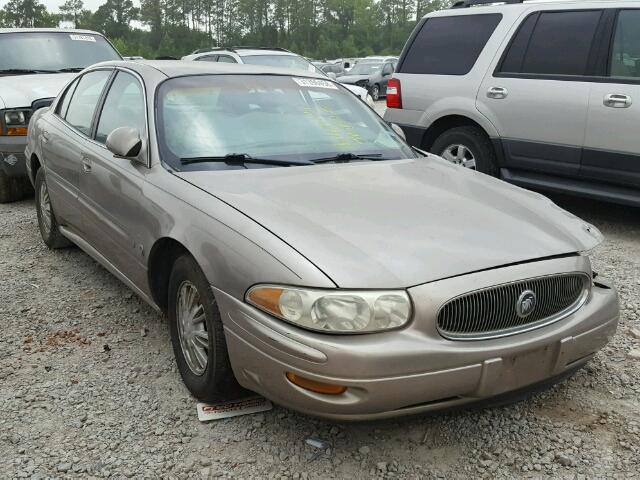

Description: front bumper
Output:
[216,256,619,420]
[0,136,27,178]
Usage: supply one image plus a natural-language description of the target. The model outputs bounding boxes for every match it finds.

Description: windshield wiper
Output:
[311,153,384,164]
[55,67,85,73]
[0,68,58,75]
[180,153,313,167]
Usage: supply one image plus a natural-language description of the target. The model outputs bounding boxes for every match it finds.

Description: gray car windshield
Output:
[157,74,415,171]
[349,63,383,75]
[0,32,120,73]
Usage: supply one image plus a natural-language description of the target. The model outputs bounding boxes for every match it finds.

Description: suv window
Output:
[399,14,502,75]
[217,55,237,63]
[499,11,602,76]
[610,9,640,78]
[95,71,146,144]
[196,55,217,62]
[64,70,111,136]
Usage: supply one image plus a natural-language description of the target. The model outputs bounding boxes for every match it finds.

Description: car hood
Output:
[341,84,368,100]
[176,158,602,288]
[338,75,369,85]
[0,73,74,108]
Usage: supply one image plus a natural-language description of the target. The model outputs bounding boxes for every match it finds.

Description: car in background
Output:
[338,61,396,101]
[384,0,640,207]
[0,28,121,202]
[359,55,399,64]
[26,60,617,420]
[182,47,375,107]
[313,61,346,78]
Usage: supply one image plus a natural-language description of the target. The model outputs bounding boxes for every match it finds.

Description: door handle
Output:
[604,94,632,108]
[81,157,92,173]
[487,86,508,99]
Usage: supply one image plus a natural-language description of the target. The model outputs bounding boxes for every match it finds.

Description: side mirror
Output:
[106,127,143,159]
[344,62,350,69]
[326,71,337,80]
[390,123,406,141]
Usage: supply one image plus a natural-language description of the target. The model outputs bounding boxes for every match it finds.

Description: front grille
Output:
[437,273,590,340]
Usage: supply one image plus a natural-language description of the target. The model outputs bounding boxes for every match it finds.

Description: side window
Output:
[217,55,237,63]
[196,55,217,62]
[399,14,502,75]
[382,63,393,76]
[56,79,78,118]
[65,70,111,136]
[95,72,146,145]
[500,11,602,76]
[610,10,640,78]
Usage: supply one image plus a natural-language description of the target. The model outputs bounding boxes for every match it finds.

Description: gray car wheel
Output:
[168,254,243,402]
[35,168,71,249]
[370,84,380,101]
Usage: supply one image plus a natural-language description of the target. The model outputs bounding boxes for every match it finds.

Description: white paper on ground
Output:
[197,396,273,421]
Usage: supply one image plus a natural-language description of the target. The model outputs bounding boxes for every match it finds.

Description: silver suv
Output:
[384,0,640,207]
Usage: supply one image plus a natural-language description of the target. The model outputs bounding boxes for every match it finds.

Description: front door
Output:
[78,70,150,288]
[583,9,640,190]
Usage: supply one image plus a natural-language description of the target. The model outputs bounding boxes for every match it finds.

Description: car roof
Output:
[430,0,636,16]
[92,60,326,79]
[0,28,103,35]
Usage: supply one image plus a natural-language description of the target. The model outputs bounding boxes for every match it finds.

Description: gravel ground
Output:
[1,189,639,479]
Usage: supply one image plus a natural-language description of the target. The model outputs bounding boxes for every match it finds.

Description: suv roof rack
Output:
[451,0,524,8]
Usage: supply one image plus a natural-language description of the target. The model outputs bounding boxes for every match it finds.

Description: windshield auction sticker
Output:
[196,396,273,421]
[69,34,96,42]
[293,77,338,89]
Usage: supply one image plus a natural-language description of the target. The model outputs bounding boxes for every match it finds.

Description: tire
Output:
[35,168,71,249]
[370,84,380,101]
[431,126,498,176]
[0,170,29,203]
[168,254,241,402]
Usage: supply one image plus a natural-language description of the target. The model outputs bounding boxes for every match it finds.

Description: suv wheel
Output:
[431,126,498,176]
[168,254,242,402]
[370,84,380,101]
[35,168,71,249]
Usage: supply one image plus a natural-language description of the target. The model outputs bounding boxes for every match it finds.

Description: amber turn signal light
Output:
[286,372,347,395]
[6,127,27,136]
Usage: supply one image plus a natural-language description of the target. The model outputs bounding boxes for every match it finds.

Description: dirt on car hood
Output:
[177,157,602,288]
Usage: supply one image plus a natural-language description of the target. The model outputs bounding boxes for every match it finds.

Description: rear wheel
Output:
[370,84,380,101]
[35,168,71,249]
[168,254,241,402]
[431,126,498,176]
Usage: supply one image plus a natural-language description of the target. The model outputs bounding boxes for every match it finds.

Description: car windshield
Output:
[0,32,120,73]
[241,54,316,73]
[157,74,415,171]
[349,63,383,75]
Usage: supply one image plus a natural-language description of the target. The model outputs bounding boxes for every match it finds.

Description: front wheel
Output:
[168,254,241,402]
[431,126,498,176]
[370,84,380,101]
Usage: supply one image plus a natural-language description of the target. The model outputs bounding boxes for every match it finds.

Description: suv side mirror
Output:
[106,127,143,159]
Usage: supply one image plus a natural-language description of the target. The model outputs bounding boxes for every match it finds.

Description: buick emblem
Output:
[516,290,537,318]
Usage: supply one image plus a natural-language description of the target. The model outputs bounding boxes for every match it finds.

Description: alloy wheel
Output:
[39,179,52,234]
[176,281,209,376]
[441,144,477,169]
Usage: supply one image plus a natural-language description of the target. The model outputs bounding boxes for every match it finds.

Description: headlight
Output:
[1,109,30,136]
[246,285,412,333]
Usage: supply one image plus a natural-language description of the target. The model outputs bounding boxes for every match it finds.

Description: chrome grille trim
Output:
[437,273,591,341]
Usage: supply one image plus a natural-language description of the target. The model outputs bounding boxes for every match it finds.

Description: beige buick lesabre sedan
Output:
[24,60,619,420]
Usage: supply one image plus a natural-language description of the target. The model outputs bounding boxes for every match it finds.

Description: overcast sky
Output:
[0,0,136,12]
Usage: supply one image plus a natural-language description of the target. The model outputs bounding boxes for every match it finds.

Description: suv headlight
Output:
[246,285,412,333]
[1,109,30,136]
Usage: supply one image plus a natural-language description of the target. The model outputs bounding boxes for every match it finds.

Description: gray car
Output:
[338,61,396,101]
[25,60,619,420]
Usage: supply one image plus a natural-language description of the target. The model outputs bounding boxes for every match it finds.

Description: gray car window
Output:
[217,55,237,63]
[196,55,217,62]
[56,79,79,118]
[64,70,111,136]
[610,10,640,78]
[95,71,146,145]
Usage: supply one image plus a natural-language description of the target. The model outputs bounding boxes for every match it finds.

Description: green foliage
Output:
[1,0,451,59]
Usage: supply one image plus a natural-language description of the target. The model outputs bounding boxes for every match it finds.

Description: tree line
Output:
[0,0,450,59]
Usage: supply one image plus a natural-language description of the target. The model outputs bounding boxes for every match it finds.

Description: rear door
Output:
[78,69,149,287]
[477,9,605,177]
[42,70,112,231]
[583,8,640,189]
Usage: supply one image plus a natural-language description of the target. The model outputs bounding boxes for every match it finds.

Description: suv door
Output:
[42,70,112,231]
[583,9,640,190]
[79,70,149,288]
[477,9,605,177]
